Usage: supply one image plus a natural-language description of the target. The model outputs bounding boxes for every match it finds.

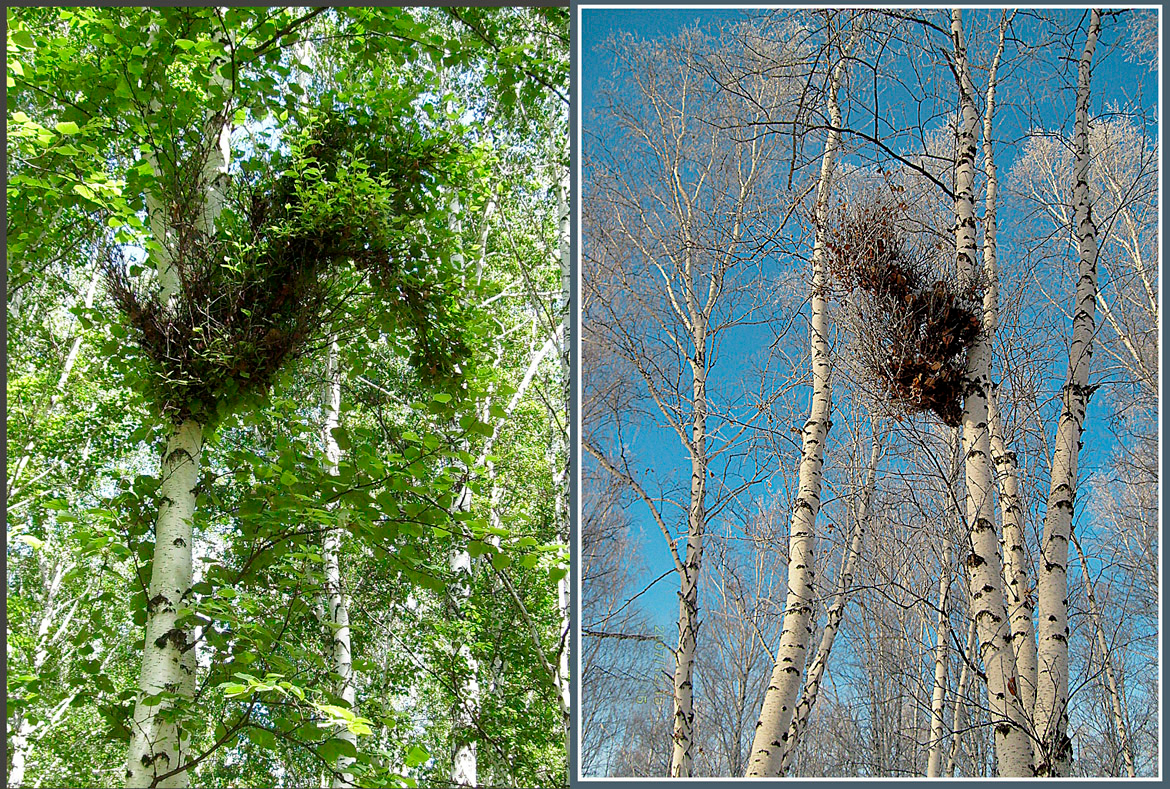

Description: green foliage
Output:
[8,6,567,788]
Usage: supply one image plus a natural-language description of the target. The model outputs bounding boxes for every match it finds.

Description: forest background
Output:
[7,6,568,789]
[581,6,1158,779]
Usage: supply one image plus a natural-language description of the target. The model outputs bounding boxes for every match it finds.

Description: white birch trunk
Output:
[450,535,479,788]
[553,169,572,749]
[669,326,706,778]
[926,428,962,777]
[125,419,203,788]
[745,36,848,778]
[988,389,1037,715]
[126,42,232,783]
[950,9,1032,777]
[321,340,357,787]
[779,431,880,772]
[1033,10,1101,776]
[8,556,79,788]
[925,540,952,777]
[1071,532,1135,777]
[978,13,1039,735]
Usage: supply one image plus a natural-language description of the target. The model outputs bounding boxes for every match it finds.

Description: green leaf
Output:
[175,39,196,51]
[490,553,511,570]
[319,738,358,763]
[246,726,277,750]
[11,30,34,49]
[55,121,80,135]
[404,744,430,768]
[15,534,44,550]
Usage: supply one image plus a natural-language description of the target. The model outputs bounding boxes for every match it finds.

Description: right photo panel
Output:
[577,5,1160,780]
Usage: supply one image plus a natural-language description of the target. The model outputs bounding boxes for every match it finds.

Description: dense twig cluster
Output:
[825,198,981,426]
[105,114,472,423]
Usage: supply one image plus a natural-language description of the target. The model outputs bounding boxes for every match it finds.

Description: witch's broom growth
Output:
[111,111,474,787]
[825,197,982,426]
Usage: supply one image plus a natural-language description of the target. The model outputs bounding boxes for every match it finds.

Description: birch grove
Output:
[7,7,568,788]
[580,7,1158,778]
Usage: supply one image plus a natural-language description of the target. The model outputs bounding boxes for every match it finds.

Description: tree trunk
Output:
[125,53,231,786]
[321,340,357,787]
[450,533,480,788]
[125,420,203,788]
[779,429,880,772]
[669,331,706,778]
[926,429,961,776]
[977,13,1039,741]
[553,169,572,751]
[945,618,980,777]
[988,388,1037,716]
[1033,9,1101,776]
[949,9,1032,777]
[745,28,848,778]
[8,557,79,788]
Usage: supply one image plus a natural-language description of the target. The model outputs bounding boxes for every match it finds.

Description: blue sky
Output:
[579,4,1158,650]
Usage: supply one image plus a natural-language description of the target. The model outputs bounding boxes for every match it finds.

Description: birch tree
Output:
[1032,10,1102,775]
[746,15,853,777]
[584,23,795,776]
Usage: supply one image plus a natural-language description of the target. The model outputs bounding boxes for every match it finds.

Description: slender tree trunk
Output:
[779,429,880,772]
[321,340,357,787]
[450,531,479,788]
[553,169,572,750]
[925,547,952,776]
[1071,532,1135,777]
[124,420,203,788]
[8,557,80,788]
[745,27,848,777]
[669,329,707,778]
[1034,9,1101,776]
[949,9,1032,777]
[976,15,1039,744]
[988,388,1037,715]
[125,52,232,784]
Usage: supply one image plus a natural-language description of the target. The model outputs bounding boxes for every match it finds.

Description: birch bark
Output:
[779,430,880,773]
[945,618,979,776]
[669,313,707,778]
[125,103,230,785]
[1033,10,1101,776]
[745,28,848,777]
[321,340,357,787]
[949,9,1032,777]
[926,429,962,776]
[8,555,80,788]
[979,9,1040,746]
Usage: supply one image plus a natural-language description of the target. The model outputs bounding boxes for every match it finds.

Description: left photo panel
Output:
[6,6,569,789]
